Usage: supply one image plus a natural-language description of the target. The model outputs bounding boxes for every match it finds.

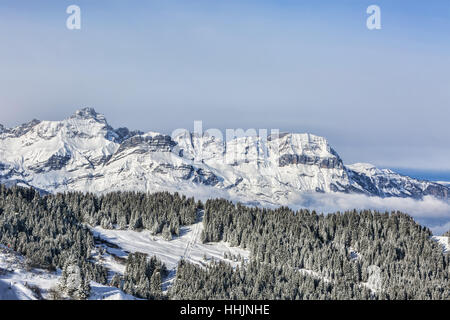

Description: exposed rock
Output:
[279,154,343,169]
[10,119,41,138]
[29,154,72,173]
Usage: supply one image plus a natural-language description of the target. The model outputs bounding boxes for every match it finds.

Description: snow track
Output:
[91,214,249,294]
[91,216,249,271]
[183,211,203,260]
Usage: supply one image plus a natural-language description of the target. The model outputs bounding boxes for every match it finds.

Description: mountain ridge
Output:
[0,108,448,205]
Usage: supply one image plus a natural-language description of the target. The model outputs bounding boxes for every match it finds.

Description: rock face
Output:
[0,108,448,205]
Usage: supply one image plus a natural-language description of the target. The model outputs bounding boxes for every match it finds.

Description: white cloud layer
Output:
[290,193,450,235]
[150,182,450,235]
[290,193,450,219]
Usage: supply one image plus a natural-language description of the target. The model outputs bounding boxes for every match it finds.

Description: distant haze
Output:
[1,0,449,171]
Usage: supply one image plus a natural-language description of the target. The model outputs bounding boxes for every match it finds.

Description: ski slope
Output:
[91,216,250,271]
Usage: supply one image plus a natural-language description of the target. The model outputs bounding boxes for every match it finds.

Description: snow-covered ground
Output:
[431,236,450,254]
[90,214,250,294]
[0,245,59,300]
[0,280,40,300]
[0,245,138,300]
[0,212,249,301]
[88,282,139,300]
[91,216,250,272]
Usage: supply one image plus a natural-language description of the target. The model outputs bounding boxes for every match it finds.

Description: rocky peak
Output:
[66,107,125,142]
[116,133,176,154]
[70,107,107,124]
[276,133,344,169]
[114,127,144,143]
[9,119,41,137]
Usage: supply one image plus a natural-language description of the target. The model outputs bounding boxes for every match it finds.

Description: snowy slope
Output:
[91,215,250,271]
[0,108,448,206]
[347,163,449,199]
[0,245,59,300]
[88,283,139,300]
[0,220,248,300]
[0,245,137,300]
[91,213,250,293]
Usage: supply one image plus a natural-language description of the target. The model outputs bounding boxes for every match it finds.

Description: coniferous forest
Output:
[0,184,449,300]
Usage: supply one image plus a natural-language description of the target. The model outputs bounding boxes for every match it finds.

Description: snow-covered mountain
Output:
[0,108,448,206]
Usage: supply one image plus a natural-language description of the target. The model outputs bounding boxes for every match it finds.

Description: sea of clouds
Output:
[156,182,450,235]
[290,193,450,235]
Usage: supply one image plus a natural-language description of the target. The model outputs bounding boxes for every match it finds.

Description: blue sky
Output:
[1,0,450,174]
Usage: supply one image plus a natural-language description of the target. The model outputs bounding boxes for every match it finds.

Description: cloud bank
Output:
[140,181,450,235]
[290,193,450,235]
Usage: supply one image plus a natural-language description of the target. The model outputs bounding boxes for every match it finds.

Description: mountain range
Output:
[0,108,448,206]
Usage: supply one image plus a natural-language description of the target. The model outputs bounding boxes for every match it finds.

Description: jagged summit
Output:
[70,107,107,123]
[0,109,448,204]
[71,107,99,118]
